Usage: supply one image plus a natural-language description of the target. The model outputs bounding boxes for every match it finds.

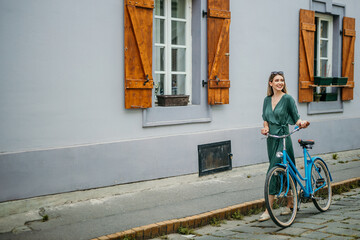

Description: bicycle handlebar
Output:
[266,127,300,139]
[266,121,310,139]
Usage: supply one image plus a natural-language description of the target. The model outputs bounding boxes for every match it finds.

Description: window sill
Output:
[142,104,212,127]
[307,100,343,115]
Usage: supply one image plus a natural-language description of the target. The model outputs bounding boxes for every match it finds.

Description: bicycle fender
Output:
[312,157,333,182]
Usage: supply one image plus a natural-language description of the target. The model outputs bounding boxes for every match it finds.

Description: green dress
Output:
[262,94,300,194]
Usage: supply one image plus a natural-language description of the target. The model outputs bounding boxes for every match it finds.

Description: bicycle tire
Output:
[311,159,332,212]
[264,166,298,227]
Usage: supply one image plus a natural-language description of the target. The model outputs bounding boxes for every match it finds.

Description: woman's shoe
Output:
[280,208,293,215]
[258,212,270,222]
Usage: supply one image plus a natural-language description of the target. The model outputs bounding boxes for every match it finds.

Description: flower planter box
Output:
[157,95,189,106]
[320,93,338,101]
[332,77,348,85]
[314,76,333,86]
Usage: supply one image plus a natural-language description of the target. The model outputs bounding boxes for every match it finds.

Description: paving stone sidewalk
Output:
[153,187,360,240]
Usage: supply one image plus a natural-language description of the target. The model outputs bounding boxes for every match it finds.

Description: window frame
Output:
[153,0,192,102]
[143,0,212,127]
[314,13,337,98]
[315,13,333,78]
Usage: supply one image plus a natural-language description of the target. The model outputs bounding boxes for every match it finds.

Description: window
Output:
[314,13,338,102]
[124,0,231,126]
[154,0,192,103]
[299,4,355,114]
[315,14,333,78]
[124,0,230,111]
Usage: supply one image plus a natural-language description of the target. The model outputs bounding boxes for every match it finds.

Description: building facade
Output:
[0,0,359,202]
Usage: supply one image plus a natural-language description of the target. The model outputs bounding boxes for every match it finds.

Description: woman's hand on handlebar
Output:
[298,120,310,129]
[261,127,269,135]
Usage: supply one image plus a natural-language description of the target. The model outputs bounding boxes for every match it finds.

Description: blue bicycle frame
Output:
[272,127,333,199]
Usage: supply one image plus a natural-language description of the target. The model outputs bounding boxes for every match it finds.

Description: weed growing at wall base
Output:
[42,215,49,222]
[231,210,244,220]
[209,217,224,227]
[177,226,195,235]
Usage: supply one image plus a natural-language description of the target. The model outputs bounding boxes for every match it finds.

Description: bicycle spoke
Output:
[311,159,332,212]
[265,167,297,227]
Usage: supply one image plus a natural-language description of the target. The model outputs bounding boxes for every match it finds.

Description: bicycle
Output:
[264,125,333,227]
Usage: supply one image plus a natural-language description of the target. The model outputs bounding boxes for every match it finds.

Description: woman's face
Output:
[270,74,285,92]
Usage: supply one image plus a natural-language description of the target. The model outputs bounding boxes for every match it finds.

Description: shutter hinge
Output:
[202,80,207,87]
[202,10,207,18]
[144,74,150,86]
[215,75,220,85]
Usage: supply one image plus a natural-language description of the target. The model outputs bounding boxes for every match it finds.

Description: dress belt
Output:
[268,123,289,135]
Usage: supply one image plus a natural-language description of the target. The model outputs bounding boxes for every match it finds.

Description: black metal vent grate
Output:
[198,140,232,176]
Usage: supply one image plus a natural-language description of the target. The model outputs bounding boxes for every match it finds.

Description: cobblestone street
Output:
[154,187,360,240]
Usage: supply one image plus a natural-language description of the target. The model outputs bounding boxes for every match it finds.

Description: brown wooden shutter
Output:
[207,0,231,105]
[298,9,316,103]
[124,0,154,109]
[342,17,356,101]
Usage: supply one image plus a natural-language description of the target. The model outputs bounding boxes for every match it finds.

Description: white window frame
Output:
[315,13,334,95]
[154,0,192,102]
[315,13,333,78]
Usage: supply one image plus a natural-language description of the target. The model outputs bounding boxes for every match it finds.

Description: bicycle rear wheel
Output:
[311,159,332,211]
[264,166,297,227]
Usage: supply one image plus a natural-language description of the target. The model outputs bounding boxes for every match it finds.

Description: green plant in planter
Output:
[314,93,322,102]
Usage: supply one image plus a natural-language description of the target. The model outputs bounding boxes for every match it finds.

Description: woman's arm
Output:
[261,121,269,135]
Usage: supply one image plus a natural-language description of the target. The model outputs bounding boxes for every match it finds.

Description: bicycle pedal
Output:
[316,178,325,188]
[301,198,311,203]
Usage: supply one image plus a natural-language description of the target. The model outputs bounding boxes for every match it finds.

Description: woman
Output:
[259,71,309,222]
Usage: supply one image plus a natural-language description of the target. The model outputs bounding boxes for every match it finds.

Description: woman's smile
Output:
[274,83,284,90]
[270,75,285,91]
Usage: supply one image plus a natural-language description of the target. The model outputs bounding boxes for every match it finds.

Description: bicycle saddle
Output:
[298,139,315,148]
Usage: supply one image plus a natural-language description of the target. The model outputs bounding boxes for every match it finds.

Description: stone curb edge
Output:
[91,177,360,240]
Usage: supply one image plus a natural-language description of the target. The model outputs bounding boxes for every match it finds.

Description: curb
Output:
[91,177,360,240]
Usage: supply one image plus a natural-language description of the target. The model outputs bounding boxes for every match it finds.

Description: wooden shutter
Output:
[207,0,231,105]
[298,9,316,103]
[124,0,154,109]
[342,17,356,101]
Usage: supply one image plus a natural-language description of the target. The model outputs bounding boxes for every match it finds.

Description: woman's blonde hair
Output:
[267,72,287,96]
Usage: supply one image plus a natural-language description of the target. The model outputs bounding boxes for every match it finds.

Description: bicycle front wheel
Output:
[311,159,332,211]
[264,166,297,228]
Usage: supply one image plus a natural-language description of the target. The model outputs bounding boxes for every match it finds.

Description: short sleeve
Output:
[262,97,268,122]
[287,95,300,125]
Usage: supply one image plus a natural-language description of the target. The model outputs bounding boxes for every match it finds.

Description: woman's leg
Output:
[262,194,274,214]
